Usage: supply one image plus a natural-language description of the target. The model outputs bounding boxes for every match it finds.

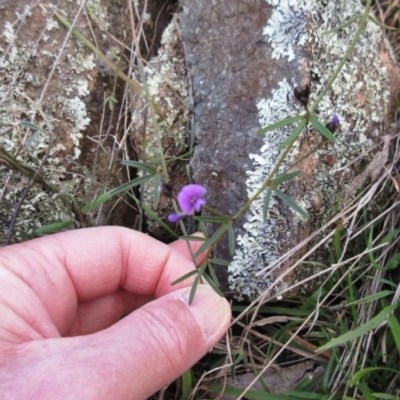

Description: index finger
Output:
[0,227,204,336]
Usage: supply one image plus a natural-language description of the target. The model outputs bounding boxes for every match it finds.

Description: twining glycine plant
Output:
[83,0,389,303]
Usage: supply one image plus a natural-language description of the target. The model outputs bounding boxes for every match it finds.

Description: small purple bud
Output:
[326,114,340,134]
[168,213,184,223]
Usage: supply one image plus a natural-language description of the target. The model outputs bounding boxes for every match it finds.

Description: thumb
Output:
[8,285,231,400]
[102,284,232,399]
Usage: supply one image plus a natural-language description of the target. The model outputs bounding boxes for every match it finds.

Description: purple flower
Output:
[326,114,340,133]
[168,184,207,223]
[332,114,340,127]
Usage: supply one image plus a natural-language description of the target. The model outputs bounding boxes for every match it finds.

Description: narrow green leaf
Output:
[207,263,220,286]
[171,269,198,285]
[309,116,336,143]
[19,121,44,132]
[345,290,394,306]
[351,367,399,386]
[388,314,400,356]
[210,258,230,266]
[180,370,192,400]
[379,229,400,245]
[202,273,223,296]
[34,221,74,236]
[263,188,272,221]
[195,216,230,224]
[122,160,158,175]
[317,302,400,352]
[272,170,303,186]
[109,174,155,196]
[227,223,235,256]
[189,264,207,304]
[199,221,209,239]
[194,224,228,259]
[274,189,309,219]
[179,235,206,242]
[153,174,161,209]
[256,115,304,136]
[278,119,308,150]
[188,274,201,305]
[82,191,113,212]
[368,15,398,31]
[370,394,400,399]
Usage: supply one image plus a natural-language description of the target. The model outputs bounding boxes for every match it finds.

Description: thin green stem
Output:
[233,142,293,220]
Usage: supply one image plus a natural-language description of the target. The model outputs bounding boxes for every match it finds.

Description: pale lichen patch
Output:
[228,0,395,300]
[0,2,104,240]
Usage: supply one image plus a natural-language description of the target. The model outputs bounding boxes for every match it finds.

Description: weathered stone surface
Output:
[180,0,400,300]
[0,0,173,242]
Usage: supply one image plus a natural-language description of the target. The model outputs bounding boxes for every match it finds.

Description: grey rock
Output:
[180,0,400,300]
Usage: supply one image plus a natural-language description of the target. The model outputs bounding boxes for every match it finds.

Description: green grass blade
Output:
[278,119,308,150]
[274,189,309,219]
[256,115,304,136]
[227,223,235,256]
[309,116,336,143]
[34,221,74,236]
[82,191,113,212]
[351,367,399,386]
[122,160,159,175]
[368,15,398,31]
[109,174,155,196]
[317,302,400,352]
[388,313,400,355]
[180,369,192,400]
[345,290,394,306]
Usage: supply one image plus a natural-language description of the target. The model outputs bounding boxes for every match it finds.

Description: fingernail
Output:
[181,285,231,338]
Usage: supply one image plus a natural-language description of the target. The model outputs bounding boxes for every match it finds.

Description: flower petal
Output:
[177,184,207,214]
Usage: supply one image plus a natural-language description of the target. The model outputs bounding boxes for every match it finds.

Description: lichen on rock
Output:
[0,0,129,242]
[227,0,399,300]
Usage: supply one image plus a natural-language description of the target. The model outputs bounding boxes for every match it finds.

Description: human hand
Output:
[0,227,231,399]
